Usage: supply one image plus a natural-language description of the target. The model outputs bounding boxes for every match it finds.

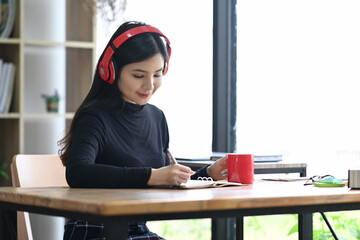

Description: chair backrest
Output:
[11,154,68,240]
[11,154,67,187]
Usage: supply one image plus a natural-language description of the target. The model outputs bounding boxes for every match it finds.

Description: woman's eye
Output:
[154,74,162,78]
[133,75,143,79]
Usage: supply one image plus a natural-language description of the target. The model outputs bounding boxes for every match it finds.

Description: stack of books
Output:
[0,59,16,113]
[0,0,16,113]
[211,152,283,163]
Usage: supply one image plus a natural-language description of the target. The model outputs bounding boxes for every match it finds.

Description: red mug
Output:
[227,154,254,184]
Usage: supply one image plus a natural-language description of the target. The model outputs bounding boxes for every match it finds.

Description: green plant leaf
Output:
[0,170,9,180]
[0,162,9,180]
[313,229,333,240]
[287,223,298,236]
[350,226,360,238]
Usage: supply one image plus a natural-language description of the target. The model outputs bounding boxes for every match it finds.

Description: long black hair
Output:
[58,21,170,165]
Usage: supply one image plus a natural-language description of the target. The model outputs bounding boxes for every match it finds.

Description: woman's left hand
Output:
[206,155,227,181]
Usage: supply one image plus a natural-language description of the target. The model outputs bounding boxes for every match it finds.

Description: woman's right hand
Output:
[147,164,195,186]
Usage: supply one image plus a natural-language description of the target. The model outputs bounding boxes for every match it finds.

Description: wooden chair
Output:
[10,154,68,240]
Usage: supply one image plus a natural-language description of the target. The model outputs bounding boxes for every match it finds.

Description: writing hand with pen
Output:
[147,149,195,186]
[147,149,228,186]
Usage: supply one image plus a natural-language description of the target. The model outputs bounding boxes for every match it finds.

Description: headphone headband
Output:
[98,25,172,84]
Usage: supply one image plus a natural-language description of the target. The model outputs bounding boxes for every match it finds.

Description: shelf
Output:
[0,1,97,237]
[0,38,21,44]
[0,39,95,49]
[23,113,74,119]
[0,113,20,119]
[0,113,75,119]
[24,39,96,49]
[0,0,96,187]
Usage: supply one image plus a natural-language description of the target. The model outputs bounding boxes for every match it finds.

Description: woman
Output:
[58,21,227,240]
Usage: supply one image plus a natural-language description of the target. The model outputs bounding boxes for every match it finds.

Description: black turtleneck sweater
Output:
[65,102,208,189]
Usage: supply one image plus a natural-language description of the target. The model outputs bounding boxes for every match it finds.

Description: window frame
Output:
[212,0,237,239]
[212,0,237,153]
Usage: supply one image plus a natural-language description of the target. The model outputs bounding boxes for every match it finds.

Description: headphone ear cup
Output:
[109,59,118,84]
[108,60,116,84]
[98,55,117,84]
[163,40,171,75]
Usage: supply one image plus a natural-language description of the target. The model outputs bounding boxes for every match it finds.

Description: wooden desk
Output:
[178,160,308,239]
[0,180,357,240]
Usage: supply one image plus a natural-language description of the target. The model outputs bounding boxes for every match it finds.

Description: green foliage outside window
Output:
[148,211,360,240]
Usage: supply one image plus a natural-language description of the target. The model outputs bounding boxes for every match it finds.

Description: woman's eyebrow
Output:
[132,67,163,73]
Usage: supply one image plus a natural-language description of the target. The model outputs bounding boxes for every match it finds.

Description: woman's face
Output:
[118,53,164,105]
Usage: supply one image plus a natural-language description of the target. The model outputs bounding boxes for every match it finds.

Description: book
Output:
[0,61,15,113]
[3,62,15,112]
[175,177,242,189]
[0,61,9,112]
[0,0,15,38]
[0,59,4,98]
[262,177,307,182]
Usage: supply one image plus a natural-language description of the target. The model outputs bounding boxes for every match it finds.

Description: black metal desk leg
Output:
[236,217,244,240]
[103,219,128,240]
[320,212,339,240]
[298,213,313,240]
[212,218,236,240]
[0,210,16,240]
[300,168,307,177]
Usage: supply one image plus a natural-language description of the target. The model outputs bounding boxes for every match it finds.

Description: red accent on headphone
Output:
[98,26,172,84]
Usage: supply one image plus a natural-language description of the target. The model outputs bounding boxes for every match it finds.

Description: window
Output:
[237,0,360,177]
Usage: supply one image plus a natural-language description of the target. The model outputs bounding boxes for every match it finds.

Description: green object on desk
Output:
[313,182,345,187]
[313,177,345,187]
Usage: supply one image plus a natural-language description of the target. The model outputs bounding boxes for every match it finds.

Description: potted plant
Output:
[41,89,60,113]
[0,163,9,181]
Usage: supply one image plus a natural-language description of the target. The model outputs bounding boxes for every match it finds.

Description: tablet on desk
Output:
[175,157,213,161]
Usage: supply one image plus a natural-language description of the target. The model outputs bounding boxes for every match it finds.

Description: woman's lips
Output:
[137,92,150,98]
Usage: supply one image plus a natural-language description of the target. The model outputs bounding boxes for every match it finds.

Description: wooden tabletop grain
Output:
[0,180,357,217]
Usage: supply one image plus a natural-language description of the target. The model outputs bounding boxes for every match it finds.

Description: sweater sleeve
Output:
[191,166,210,180]
[65,110,152,189]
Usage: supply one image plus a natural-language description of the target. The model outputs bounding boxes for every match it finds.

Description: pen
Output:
[166,149,178,165]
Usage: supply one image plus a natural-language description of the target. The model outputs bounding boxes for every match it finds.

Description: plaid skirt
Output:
[63,219,165,240]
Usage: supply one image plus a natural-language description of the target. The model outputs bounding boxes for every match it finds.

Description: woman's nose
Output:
[143,77,154,90]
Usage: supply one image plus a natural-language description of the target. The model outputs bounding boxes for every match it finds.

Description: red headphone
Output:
[98,26,172,84]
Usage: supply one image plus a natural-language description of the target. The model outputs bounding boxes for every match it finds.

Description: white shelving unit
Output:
[0,0,97,187]
[0,1,96,239]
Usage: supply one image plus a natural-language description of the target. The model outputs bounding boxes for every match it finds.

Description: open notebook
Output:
[174,177,242,189]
